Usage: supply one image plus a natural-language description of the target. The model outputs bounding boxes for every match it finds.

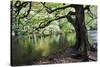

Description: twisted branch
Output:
[34,11,76,31]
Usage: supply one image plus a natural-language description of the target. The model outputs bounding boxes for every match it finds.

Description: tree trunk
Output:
[73,5,89,61]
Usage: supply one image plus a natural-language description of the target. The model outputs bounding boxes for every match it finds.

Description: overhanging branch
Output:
[41,2,74,14]
[34,11,76,31]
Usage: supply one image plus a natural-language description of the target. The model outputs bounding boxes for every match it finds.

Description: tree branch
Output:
[86,17,97,25]
[41,2,74,14]
[66,11,76,26]
[34,11,76,31]
[84,5,90,11]
[14,1,32,18]
[84,5,97,19]
[20,2,32,18]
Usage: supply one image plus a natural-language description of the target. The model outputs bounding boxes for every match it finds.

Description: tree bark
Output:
[73,5,89,61]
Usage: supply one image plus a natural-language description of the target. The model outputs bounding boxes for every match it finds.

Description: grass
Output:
[66,32,76,47]
[34,37,50,57]
[13,32,93,65]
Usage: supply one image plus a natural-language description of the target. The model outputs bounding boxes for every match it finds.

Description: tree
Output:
[39,3,91,61]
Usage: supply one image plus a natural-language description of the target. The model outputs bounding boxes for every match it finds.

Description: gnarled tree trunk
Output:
[73,5,89,61]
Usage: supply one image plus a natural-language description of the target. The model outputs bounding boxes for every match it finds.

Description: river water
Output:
[88,30,97,44]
